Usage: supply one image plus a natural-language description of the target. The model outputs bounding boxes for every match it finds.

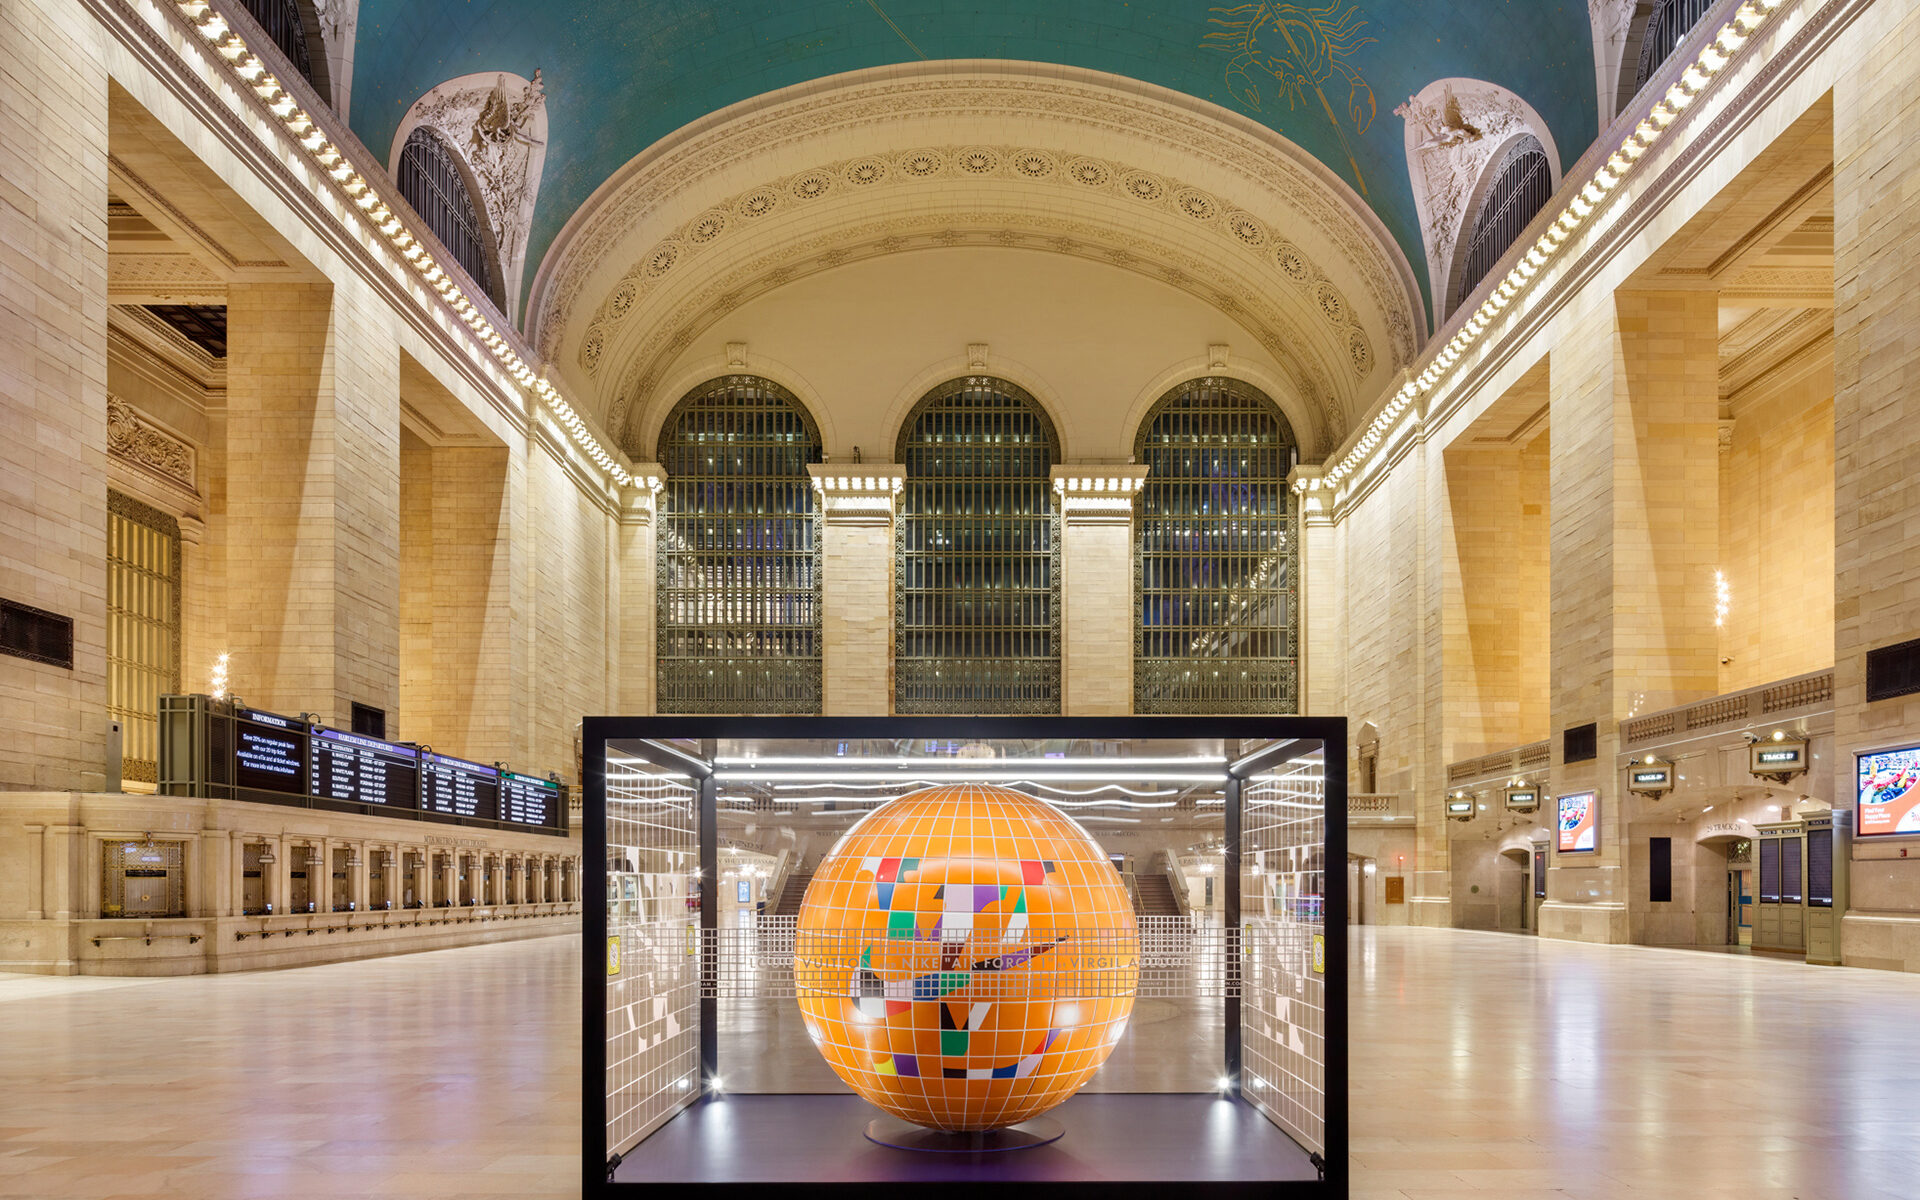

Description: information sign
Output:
[422,752,500,821]
[501,771,562,828]
[234,708,307,795]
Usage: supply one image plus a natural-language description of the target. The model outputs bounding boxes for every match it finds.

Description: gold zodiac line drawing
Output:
[1202,1,1379,195]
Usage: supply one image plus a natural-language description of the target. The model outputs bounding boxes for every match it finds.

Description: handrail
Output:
[1619,669,1833,748]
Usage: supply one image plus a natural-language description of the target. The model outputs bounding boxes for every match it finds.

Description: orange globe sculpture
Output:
[794,783,1138,1131]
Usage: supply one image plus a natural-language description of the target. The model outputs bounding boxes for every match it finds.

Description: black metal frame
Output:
[582,715,1348,1198]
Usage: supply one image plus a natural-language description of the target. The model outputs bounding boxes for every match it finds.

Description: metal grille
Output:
[895,377,1060,714]
[1240,754,1327,1156]
[237,0,319,94]
[102,839,185,917]
[1455,136,1552,312]
[604,750,700,1157]
[709,915,1227,999]
[107,492,181,783]
[1135,380,1297,713]
[1634,0,1718,94]
[656,377,823,713]
[396,128,503,310]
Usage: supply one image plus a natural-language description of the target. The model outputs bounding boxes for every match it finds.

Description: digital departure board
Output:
[501,771,563,828]
[310,727,419,809]
[422,752,500,821]
[234,708,307,795]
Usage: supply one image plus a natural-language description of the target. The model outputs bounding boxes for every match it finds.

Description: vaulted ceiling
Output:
[348,0,1600,317]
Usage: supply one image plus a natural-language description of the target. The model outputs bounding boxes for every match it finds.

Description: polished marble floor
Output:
[4,928,1919,1198]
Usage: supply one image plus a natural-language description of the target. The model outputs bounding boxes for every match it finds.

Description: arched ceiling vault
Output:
[526,64,1431,452]
[349,1,1600,311]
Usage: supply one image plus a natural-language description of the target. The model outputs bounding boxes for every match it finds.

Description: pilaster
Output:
[617,469,665,717]
[1051,467,1149,716]
[808,465,906,715]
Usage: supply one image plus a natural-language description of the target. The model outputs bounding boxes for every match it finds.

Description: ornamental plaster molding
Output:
[108,254,225,303]
[577,143,1376,396]
[603,209,1346,459]
[312,0,358,116]
[527,62,1423,371]
[1395,79,1561,322]
[107,394,197,491]
[1588,0,1639,129]
[392,70,548,322]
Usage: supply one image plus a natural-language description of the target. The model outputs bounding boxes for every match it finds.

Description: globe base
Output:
[863,1114,1065,1153]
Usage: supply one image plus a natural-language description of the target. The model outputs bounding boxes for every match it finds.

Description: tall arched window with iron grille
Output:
[1134,378,1298,714]
[1631,0,1717,96]
[1454,135,1553,314]
[656,377,822,713]
[895,377,1061,714]
[396,128,504,310]
[236,0,331,101]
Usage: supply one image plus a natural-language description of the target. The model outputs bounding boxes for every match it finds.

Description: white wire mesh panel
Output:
[709,914,1226,999]
[604,750,700,1157]
[1239,751,1327,1156]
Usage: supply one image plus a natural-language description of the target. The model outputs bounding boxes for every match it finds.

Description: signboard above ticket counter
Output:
[160,694,568,836]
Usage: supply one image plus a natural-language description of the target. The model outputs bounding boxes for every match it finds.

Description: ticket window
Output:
[403,851,423,908]
[432,854,450,906]
[289,848,317,913]
[369,852,391,910]
[526,861,537,902]
[1755,826,1806,954]
[332,848,353,912]
[103,840,185,918]
[242,842,270,915]
[505,859,519,904]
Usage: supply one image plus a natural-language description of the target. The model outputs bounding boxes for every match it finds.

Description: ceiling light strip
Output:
[169,0,633,489]
[1293,0,1786,502]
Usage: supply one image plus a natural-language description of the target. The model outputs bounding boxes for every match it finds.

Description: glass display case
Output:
[583,716,1346,1195]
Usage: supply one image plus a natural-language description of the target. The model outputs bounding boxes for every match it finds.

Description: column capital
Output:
[1050,465,1147,525]
[808,464,906,526]
[618,464,666,525]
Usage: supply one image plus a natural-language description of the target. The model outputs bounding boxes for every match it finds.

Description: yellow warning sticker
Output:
[607,935,621,976]
[1312,933,1326,974]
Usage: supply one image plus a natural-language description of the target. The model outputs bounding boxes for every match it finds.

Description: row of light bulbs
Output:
[170,0,634,488]
[1296,0,1788,501]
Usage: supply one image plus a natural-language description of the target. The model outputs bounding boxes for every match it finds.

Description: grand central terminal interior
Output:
[5,0,1920,1195]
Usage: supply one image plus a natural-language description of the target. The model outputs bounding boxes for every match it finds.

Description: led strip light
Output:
[1295,0,1790,502]
[169,0,635,488]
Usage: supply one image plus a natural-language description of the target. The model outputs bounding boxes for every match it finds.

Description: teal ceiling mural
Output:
[347,0,1598,317]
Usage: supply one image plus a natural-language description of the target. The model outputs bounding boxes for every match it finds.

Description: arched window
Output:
[1135,379,1297,714]
[1632,0,1717,96]
[237,0,330,101]
[656,377,822,713]
[1455,136,1553,313]
[896,377,1060,714]
[396,128,504,310]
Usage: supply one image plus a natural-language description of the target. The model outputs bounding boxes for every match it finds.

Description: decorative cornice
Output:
[808,465,906,525]
[1052,466,1148,523]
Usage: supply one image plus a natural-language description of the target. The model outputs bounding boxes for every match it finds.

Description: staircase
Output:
[772,872,813,916]
[1133,874,1181,917]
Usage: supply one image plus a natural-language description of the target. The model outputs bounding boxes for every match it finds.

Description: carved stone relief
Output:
[108,395,196,491]
[392,70,548,321]
[1395,79,1559,320]
[311,0,358,116]
[1589,0,1639,129]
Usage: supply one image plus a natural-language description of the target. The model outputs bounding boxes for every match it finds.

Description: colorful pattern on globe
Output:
[795,783,1139,1131]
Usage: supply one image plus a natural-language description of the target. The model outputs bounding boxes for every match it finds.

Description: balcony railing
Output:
[1349,792,1412,824]
[1620,669,1834,748]
[1445,741,1551,788]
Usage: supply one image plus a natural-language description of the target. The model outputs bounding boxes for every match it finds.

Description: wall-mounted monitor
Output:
[310,726,419,809]
[1504,786,1539,812]
[233,707,307,795]
[1857,744,1920,838]
[422,751,500,821]
[1557,791,1598,854]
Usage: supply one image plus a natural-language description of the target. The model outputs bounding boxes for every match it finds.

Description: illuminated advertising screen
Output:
[1557,791,1598,854]
[1857,744,1920,837]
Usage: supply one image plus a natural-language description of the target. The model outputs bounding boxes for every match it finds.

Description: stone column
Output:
[271,835,290,916]
[197,830,230,918]
[616,471,664,716]
[1836,0,1920,973]
[1051,467,1148,715]
[808,466,906,714]
[43,825,79,920]
[224,282,401,726]
[1541,288,1719,945]
[0,0,110,792]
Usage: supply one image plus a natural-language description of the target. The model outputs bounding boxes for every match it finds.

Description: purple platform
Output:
[609,1091,1320,1183]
